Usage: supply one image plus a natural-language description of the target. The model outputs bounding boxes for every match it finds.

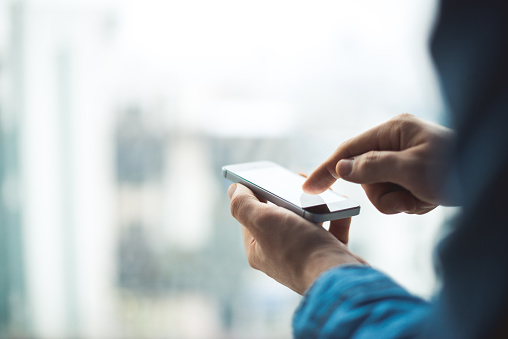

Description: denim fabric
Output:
[293,266,429,339]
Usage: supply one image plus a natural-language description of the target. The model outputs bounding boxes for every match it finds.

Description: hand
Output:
[303,114,455,214]
[228,183,366,295]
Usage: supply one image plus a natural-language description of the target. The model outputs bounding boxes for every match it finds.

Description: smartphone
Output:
[222,161,360,222]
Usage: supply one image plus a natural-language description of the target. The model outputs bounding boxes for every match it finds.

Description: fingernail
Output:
[227,184,237,199]
[338,159,354,177]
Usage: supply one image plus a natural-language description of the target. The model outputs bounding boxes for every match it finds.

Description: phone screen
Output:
[238,166,346,212]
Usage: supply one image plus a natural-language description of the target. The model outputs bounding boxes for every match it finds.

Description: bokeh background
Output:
[0,0,455,338]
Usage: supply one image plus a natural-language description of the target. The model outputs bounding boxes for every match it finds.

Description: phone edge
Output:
[223,167,307,218]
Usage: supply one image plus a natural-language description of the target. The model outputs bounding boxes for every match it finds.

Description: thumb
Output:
[228,184,266,228]
[337,150,407,186]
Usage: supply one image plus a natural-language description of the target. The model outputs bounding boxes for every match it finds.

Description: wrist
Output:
[300,248,363,293]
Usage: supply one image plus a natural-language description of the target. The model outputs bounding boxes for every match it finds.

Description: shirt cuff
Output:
[293,265,430,338]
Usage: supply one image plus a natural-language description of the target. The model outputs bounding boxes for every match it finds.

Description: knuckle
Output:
[378,205,397,215]
[396,112,415,121]
[392,115,415,133]
[387,114,420,148]
[246,253,259,270]
[370,194,396,214]
[376,197,401,215]
[338,139,355,158]
[230,195,248,219]
[364,150,380,163]
[254,207,282,228]
[358,151,380,171]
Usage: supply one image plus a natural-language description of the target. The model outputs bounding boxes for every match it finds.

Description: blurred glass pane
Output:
[0,0,449,338]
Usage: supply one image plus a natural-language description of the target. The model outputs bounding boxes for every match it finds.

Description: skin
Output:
[228,114,454,294]
[303,114,455,213]
[228,183,365,295]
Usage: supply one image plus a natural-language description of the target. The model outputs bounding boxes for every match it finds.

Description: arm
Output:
[227,116,450,338]
[228,183,430,338]
[228,184,428,338]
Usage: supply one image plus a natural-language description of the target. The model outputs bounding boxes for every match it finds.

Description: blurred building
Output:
[0,3,28,337]
[0,0,445,338]
[111,103,299,338]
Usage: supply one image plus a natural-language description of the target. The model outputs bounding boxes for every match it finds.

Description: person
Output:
[227,0,508,337]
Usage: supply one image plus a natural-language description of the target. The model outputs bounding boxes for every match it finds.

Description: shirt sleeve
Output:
[293,265,430,339]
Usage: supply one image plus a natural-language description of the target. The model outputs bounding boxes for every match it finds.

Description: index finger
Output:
[328,217,352,245]
[302,118,404,194]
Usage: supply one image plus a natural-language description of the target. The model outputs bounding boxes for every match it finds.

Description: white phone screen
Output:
[238,166,346,209]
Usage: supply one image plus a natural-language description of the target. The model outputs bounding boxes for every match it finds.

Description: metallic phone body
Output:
[222,161,360,222]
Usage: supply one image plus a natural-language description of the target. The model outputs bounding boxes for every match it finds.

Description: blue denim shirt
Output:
[293,266,429,339]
